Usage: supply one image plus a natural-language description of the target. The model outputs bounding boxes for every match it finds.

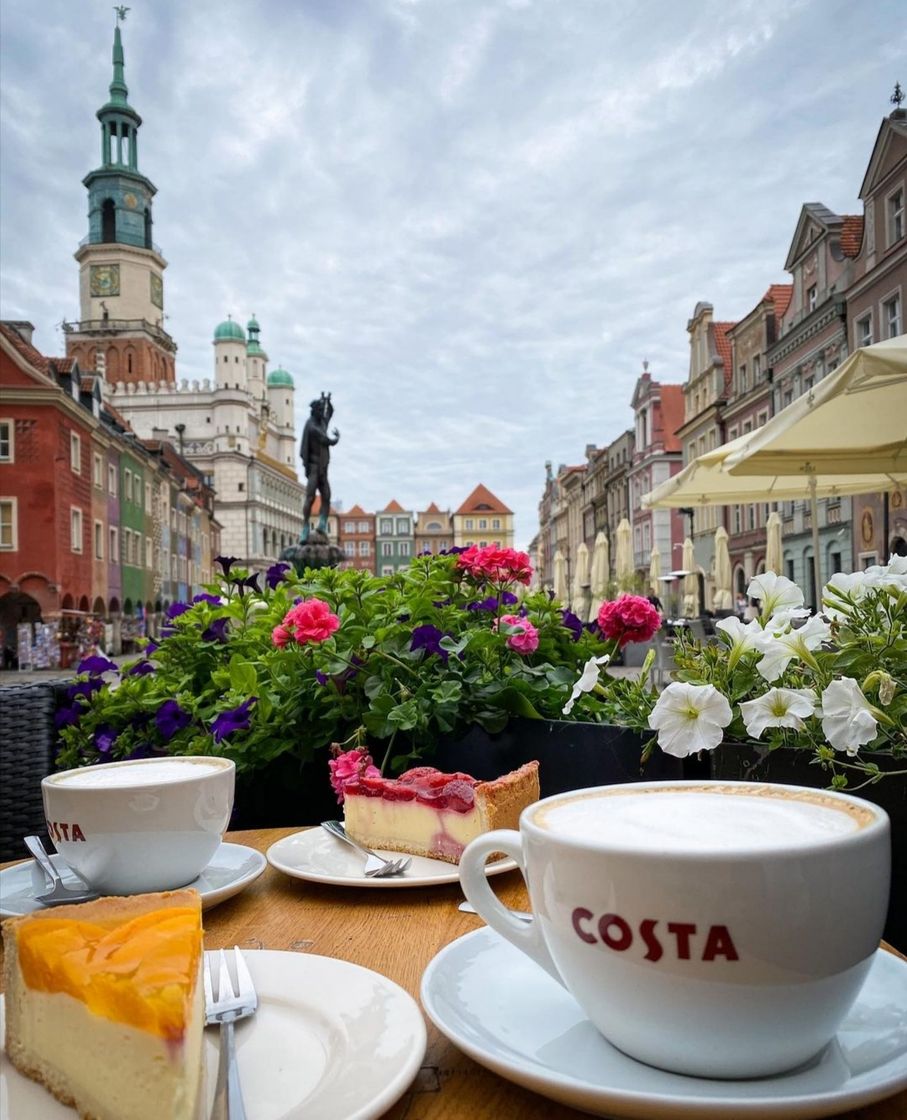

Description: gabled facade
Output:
[376,499,414,575]
[338,504,376,572]
[415,502,452,556]
[452,484,514,549]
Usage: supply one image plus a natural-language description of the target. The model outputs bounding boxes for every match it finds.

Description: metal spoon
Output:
[25,835,99,906]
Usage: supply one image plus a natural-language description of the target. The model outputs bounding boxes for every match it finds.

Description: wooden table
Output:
[3,827,906,1119]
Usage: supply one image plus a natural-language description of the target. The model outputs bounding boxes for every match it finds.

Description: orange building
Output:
[338,504,376,572]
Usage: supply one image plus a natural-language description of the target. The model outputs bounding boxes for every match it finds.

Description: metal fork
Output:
[320,820,412,877]
[204,947,258,1120]
[24,835,99,906]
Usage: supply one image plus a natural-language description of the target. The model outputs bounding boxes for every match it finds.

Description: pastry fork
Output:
[320,820,412,877]
[204,947,258,1120]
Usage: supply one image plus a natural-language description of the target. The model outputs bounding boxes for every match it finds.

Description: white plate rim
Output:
[1,948,427,1120]
[420,927,907,1120]
[0,842,266,917]
[265,826,517,887]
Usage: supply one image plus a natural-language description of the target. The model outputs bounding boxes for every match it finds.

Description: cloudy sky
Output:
[1,0,902,547]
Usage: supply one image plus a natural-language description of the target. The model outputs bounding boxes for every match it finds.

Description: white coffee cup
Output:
[42,756,235,894]
[459,779,890,1079]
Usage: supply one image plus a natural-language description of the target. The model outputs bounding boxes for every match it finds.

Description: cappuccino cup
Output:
[459,780,890,1079]
[42,756,235,894]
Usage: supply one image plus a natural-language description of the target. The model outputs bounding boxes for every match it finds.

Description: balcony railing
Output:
[63,318,176,350]
[78,234,163,255]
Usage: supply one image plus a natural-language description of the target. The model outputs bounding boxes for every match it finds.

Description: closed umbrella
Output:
[713,527,732,611]
[681,538,697,617]
[571,542,590,616]
[615,519,633,590]
[765,511,783,574]
[553,550,568,604]
[589,532,610,621]
[648,546,661,595]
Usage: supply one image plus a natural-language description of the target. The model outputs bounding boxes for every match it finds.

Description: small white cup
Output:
[42,756,235,894]
[459,780,890,1079]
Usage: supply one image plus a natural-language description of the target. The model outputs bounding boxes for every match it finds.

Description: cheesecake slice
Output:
[2,890,205,1120]
[342,760,540,864]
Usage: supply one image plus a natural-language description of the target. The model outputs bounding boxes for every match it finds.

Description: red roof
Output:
[423,501,444,514]
[840,215,864,257]
[0,322,50,374]
[713,322,735,392]
[765,283,793,320]
[382,498,406,513]
[455,483,512,516]
[345,504,371,516]
[660,385,685,452]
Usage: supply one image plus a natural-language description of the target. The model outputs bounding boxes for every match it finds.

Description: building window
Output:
[399,541,411,557]
[478,519,487,530]
[124,469,132,501]
[344,521,355,533]
[883,294,902,338]
[492,518,501,530]
[856,313,873,348]
[382,541,393,557]
[71,507,83,552]
[396,519,410,534]
[94,520,103,559]
[752,354,762,381]
[108,464,117,495]
[0,421,13,462]
[146,536,153,569]
[0,498,16,549]
[888,187,905,245]
[738,362,747,393]
[358,540,370,556]
[807,285,817,312]
[109,526,118,563]
[145,482,152,511]
[380,519,392,534]
[786,558,795,583]
[358,520,369,533]
[381,565,394,576]
[70,433,81,473]
[92,452,103,487]
[343,540,355,556]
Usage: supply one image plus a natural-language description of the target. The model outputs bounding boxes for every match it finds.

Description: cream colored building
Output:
[452,484,515,549]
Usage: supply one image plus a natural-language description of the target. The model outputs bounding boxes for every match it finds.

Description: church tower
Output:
[64,14,176,385]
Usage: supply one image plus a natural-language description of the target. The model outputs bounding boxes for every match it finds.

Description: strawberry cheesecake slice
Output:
[342,760,539,864]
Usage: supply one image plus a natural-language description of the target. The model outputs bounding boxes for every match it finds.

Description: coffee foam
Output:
[49,758,228,789]
[533,784,875,852]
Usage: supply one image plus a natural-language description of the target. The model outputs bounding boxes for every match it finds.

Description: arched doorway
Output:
[0,590,42,668]
[92,596,106,616]
[62,593,75,611]
[78,595,90,613]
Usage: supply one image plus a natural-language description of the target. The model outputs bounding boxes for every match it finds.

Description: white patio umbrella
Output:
[615,519,633,589]
[571,542,590,616]
[765,511,783,574]
[648,546,661,595]
[681,538,697,617]
[723,336,907,605]
[589,531,610,620]
[553,550,568,604]
[713,527,732,611]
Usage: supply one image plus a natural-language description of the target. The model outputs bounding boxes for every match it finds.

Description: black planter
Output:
[231,752,339,830]
[710,744,907,953]
[432,718,682,799]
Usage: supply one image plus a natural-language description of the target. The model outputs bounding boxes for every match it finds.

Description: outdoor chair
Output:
[0,682,63,862]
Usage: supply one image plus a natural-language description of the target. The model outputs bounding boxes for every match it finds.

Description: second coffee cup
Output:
[459,779,890,1079]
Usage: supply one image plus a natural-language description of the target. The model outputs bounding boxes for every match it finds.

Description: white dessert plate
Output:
[266,826,517,888]
[1,948,427,1120]
[0,842,266,917]
[421,926,907,1120]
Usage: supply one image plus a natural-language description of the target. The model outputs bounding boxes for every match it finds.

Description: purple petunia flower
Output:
[126,742,159,761]
[266,562,291,589]
[211,697,257,743]
[54,704,82,728]
[410,624,450,662]
[215,555,240,576]
[241,572,261,593]
[466,596,499,612]
[155,699,191,740]
[78,655,118,676]
[66,678,103,702]
[93,726,118,754]
[127,659,155,676]
[166,601,191,620]
[144,639,159,655]
[315,670,329,686]
[561,609,583,642]
[193,593,222,607]
[202,617,230,643]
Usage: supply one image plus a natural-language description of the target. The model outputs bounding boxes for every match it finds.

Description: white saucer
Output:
[2,948,426,1120]
[267,827,517,888]
[0,842,266,917]
[421,927,907,1119]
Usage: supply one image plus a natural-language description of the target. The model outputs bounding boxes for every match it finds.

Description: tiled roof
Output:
[0,322,50,374]
[455,483,512,515]
[346,504,370,516]
[660,385,686,453]
[840,215,864,257]
[712,322,735,392]
[765,283,793,320]
[382,498,406,513]
[103,401,134,432]
[423,501,444,514]
[50,357,76,374]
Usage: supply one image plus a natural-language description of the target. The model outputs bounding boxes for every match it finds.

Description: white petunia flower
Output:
[754,614,832,682]
[647,682,733,758]
[715,616,762,668]
[739,688,817,738]
[819,678,879,756]
[747,571,804,621]
[562,654,611,715]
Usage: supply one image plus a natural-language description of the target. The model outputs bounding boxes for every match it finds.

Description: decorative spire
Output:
[892,82,905,112]
[109,19,130,107]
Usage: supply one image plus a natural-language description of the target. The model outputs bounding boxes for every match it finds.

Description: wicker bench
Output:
[0,682,65,862]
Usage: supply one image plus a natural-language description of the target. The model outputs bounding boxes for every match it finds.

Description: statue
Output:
[299,393,339,543]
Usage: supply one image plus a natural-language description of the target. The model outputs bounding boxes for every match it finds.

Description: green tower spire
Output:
[109,25,129,107]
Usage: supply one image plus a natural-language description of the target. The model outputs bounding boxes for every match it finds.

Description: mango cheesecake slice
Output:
[3,889,204,1120]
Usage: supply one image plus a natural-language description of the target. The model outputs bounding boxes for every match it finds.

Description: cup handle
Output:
[459,830,564,986]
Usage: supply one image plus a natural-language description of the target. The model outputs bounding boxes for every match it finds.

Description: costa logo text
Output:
[571,908,739,962]
[46,821,87,843]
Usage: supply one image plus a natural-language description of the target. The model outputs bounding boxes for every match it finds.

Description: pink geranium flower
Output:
[597,595,661,648]
[328,747,380,803]
[276,597,341,646]
[494,614,540,654]
[456,545,533,585]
